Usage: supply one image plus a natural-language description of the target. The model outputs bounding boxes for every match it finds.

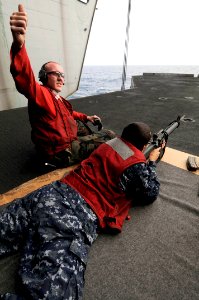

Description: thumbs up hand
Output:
[10,4,27,48]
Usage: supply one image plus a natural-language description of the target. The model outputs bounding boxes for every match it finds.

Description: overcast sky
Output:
[84,0,199,66]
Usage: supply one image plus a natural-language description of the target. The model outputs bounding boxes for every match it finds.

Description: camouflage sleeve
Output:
[119,161,160,205]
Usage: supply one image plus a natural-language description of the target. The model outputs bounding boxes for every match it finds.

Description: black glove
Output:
[93,119,103,131]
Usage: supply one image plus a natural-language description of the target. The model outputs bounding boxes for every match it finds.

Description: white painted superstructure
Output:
[0,0,97,111]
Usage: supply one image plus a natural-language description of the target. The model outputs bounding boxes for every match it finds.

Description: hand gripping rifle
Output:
[143,115,186,162]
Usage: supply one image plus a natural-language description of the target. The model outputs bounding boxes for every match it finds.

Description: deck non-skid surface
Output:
[0,162,198,299]
[0,73,199,299]
[0,73,199,194]
[0,147,198,207]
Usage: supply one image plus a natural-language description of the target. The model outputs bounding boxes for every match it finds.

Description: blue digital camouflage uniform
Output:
[0,182,98,300]
[120,161,160,204]
[0,161,159,300]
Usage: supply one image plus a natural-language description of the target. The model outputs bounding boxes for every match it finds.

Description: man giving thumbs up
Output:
[9,4,115,169]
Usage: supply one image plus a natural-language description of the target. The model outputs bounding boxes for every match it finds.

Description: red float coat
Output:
[10,44,88,156]
[62,137,146,232]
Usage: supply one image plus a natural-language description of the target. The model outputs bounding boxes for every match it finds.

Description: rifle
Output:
[143,115,186,162]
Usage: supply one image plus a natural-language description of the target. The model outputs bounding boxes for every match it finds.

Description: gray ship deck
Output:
[0,73,199,299]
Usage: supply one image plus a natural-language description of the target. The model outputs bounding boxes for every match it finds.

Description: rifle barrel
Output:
[165,122,179,135]
[143,115,184,160]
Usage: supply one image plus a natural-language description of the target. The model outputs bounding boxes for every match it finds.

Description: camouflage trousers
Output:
[47,122,116,168]
[69,129,116,165]
[0,181,98,300]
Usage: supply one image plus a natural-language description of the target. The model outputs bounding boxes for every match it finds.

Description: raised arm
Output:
[10,5,56,114]
[10,4,27,48]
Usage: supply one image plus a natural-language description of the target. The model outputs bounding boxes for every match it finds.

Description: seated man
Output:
[0,121,162,300]
[10,4,115,168]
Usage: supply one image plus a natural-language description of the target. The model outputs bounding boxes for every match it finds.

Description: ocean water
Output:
[70,65,199,99]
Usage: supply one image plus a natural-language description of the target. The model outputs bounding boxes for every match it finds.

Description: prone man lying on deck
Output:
[0,122,162,300]
[10,4,115,168]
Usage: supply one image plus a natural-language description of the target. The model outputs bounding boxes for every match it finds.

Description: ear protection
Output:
[38,62,50,85]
